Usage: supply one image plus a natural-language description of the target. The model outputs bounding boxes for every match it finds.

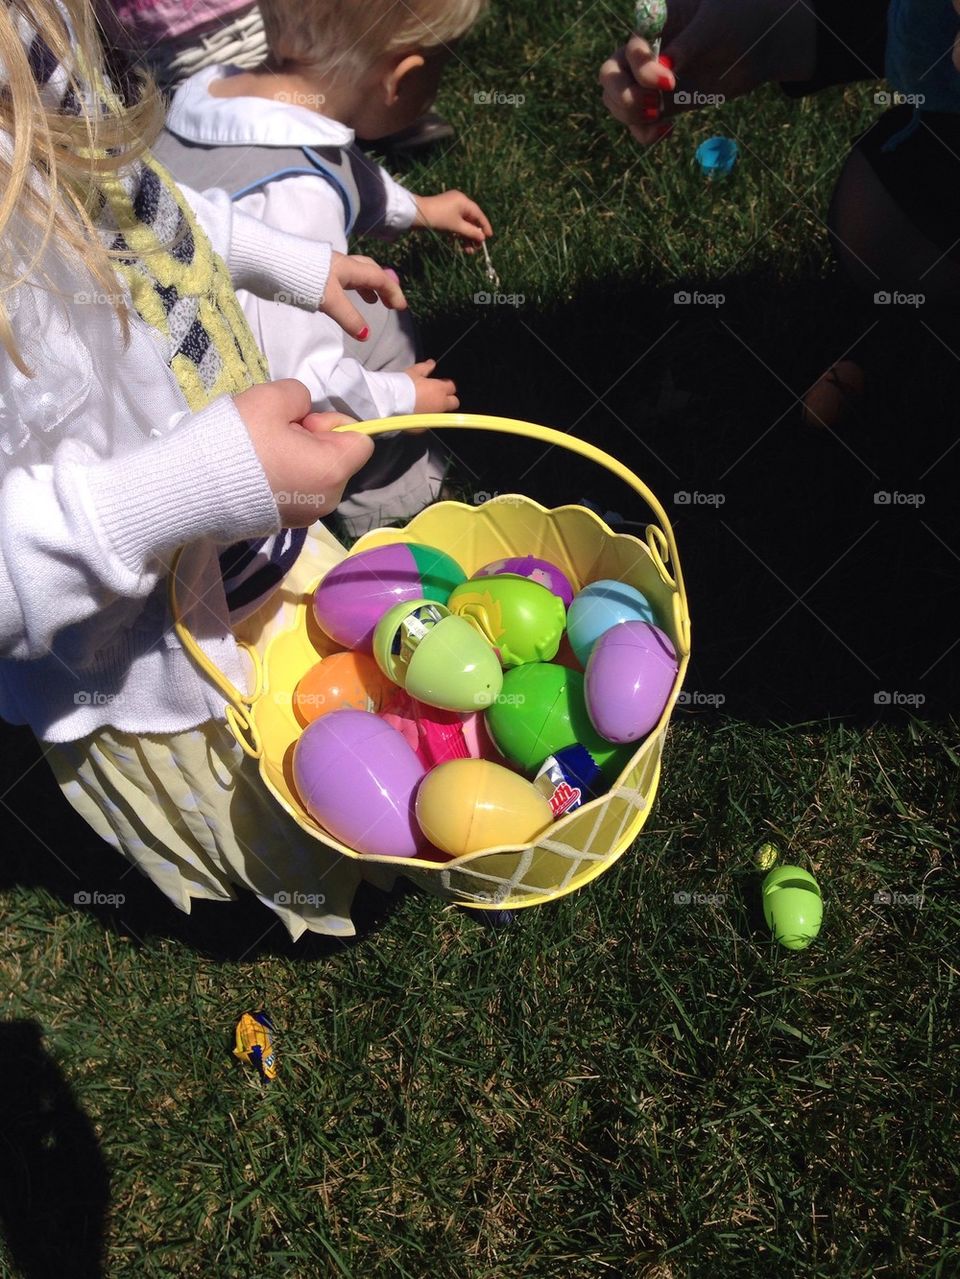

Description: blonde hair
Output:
[260,0,488,83]
[0,0,164,371]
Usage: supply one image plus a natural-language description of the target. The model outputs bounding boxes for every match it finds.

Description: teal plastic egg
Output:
[566,580,659,667]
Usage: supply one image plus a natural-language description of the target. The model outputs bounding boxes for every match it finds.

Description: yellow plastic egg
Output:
[756,841,780,871]
[415,759,554,857]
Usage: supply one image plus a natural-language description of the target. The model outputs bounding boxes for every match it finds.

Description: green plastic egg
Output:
[762,865,823,950]
[373,599,503,712]
[485,662,631,777]
[448,575,567,667]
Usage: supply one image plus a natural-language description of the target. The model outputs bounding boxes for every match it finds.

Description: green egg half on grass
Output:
[761,865,823,951]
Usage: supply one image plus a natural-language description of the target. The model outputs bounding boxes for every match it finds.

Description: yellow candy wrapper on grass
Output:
[233,1011,278,1081]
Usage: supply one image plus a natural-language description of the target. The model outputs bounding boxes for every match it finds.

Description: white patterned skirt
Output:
[45,523,399,941]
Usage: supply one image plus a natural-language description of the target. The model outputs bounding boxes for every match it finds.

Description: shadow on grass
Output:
[422,266,960,723]
[0,1021,109,1279]
[0,723,409,959]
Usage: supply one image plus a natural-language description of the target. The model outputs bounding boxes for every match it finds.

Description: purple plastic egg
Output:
[292,709,426,857]
[584,622,678,743]
[313,543,466,651]
[472,556,575,608]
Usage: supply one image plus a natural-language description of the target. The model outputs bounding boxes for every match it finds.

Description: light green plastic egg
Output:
[448,575,567,668]
[373,599,503,712]
[762,865,823,951]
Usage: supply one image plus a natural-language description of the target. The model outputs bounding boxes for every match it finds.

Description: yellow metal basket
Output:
[170,414,691,910]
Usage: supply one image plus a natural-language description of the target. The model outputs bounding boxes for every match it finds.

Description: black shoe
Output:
[358,112,456,160]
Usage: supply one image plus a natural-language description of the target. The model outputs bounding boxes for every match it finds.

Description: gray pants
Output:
[337,298,447,538]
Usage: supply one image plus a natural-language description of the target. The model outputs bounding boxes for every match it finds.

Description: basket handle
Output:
[340,413,691,656]
[167,546,265,758]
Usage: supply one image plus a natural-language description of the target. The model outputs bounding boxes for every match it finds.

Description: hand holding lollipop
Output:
[635,0,668,59]
[603,0,819,145]
[634,1,672,123]
[600,1,676,138]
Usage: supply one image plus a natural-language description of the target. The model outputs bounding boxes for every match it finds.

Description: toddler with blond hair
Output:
[155,0,493,535]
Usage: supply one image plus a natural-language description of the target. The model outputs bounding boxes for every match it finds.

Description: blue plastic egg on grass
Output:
[696,135,739,178]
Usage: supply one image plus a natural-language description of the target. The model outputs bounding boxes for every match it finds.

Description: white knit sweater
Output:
[0,183,336,742]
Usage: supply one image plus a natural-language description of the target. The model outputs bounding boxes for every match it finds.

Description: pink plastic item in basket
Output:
[99,0,253,42]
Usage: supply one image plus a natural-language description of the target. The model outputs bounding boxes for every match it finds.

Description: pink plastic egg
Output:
[584,622,678,743]
[292,710,426,857]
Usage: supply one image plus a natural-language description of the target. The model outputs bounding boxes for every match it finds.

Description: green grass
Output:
[3,2,960,1277]
[2,725,958,1276]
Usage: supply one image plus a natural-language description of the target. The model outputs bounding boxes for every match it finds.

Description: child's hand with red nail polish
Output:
[319,250,408,340]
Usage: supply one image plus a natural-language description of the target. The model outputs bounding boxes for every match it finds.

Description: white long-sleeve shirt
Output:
[162,66,420,421]
[0,182,339,742]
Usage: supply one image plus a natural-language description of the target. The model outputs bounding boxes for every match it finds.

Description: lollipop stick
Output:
[635,0,668,114]
[482,240,501,291]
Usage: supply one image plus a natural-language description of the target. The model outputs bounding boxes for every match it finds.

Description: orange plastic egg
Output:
[293,651,395,727]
